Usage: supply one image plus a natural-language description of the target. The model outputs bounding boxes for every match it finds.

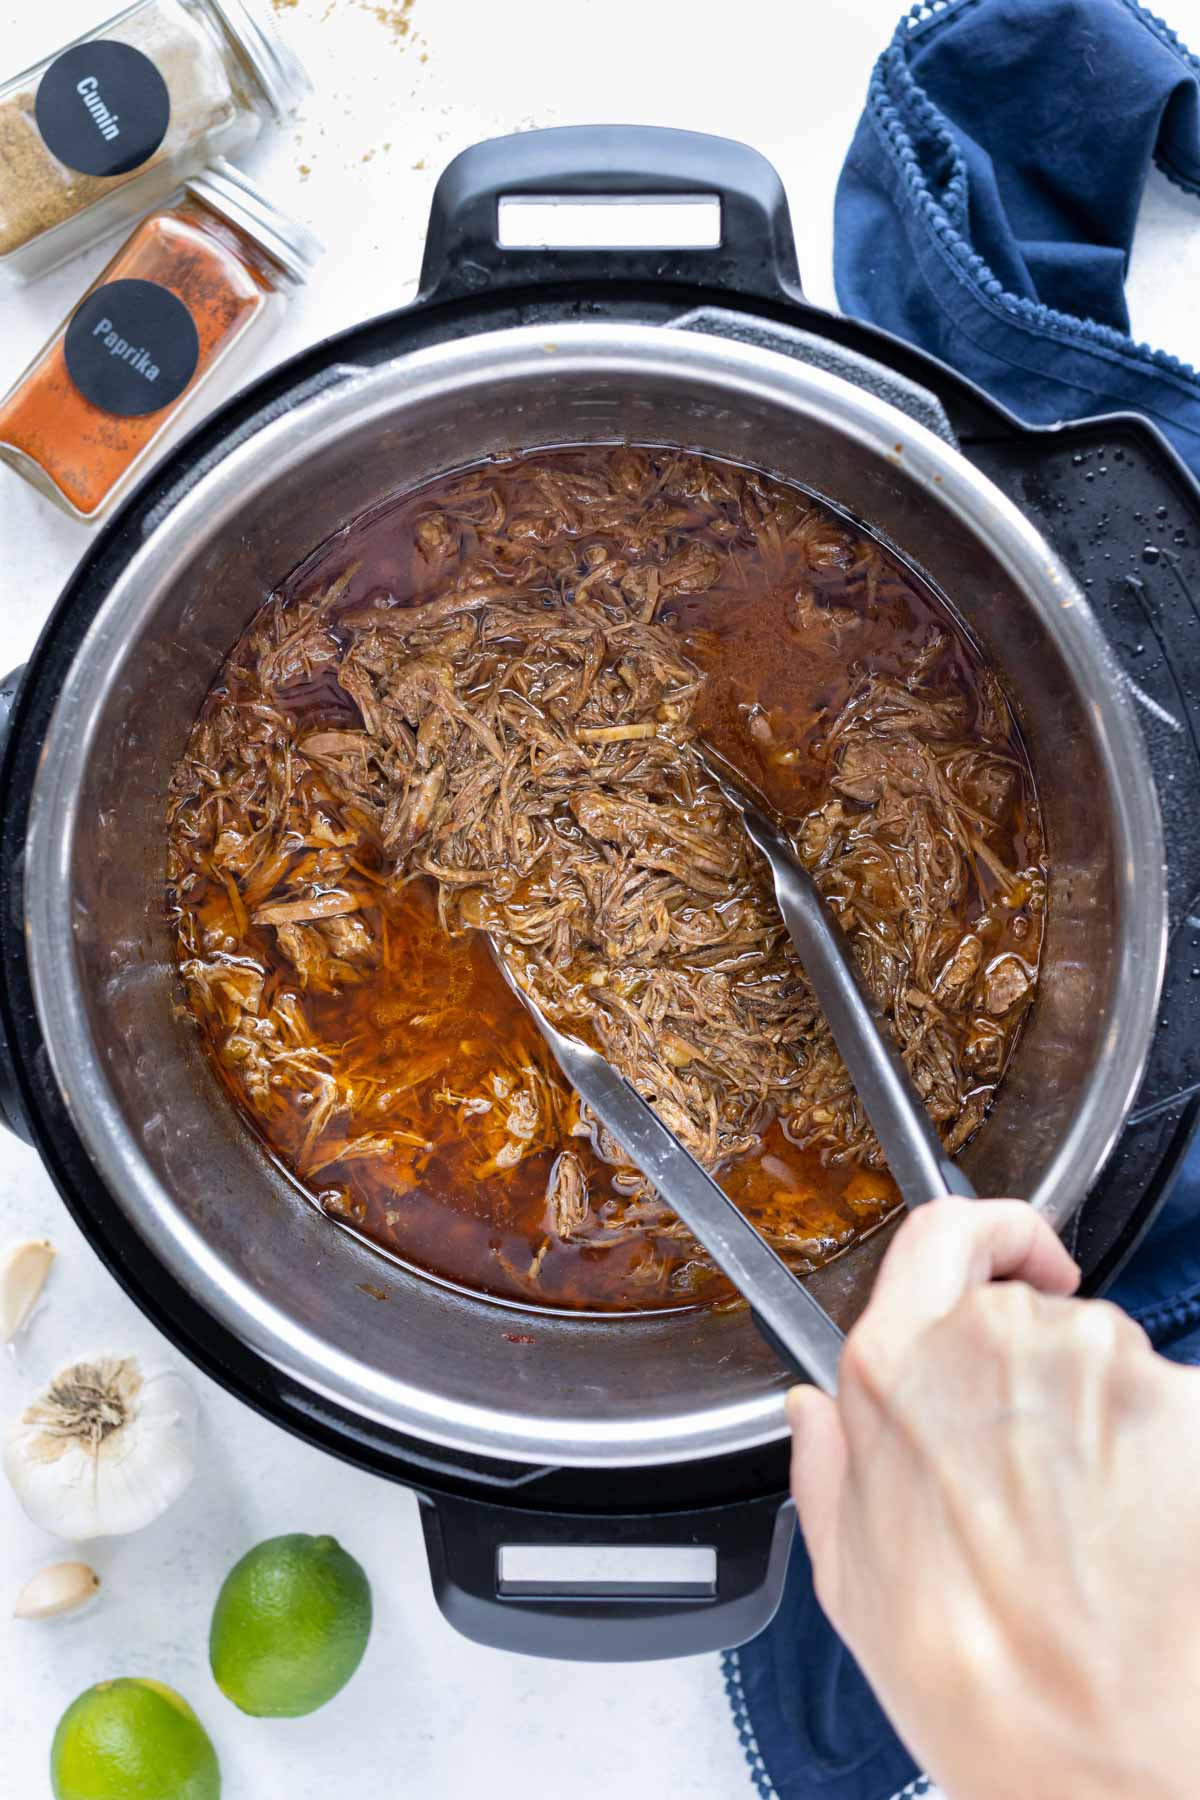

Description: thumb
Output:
[788,1385,848,1590]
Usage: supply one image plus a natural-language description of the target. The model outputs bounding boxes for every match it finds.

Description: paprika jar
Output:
[0,160,320,520]
[0,0,310,284]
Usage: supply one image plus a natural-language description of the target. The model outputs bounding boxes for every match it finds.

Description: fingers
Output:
[859,1197,1079,1362]
[791,1203,1080,1603]
[787,1384,848,1584]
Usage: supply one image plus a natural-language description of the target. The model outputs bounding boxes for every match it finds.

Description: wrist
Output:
[879,1623,1199,1800]
[919,1688,1198,1800]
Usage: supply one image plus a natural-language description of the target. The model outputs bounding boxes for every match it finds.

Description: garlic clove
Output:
[0,1240,56,1341]
[14,1560,100,1621]
[4,1355,196,1540]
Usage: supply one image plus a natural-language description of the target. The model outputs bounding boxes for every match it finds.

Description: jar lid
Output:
[206,0,312,120]
[186,159,322,285]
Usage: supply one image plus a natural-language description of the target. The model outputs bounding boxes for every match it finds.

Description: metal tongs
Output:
[697,746,977,1212]
[492,944,847,1391]
[492,749,974,1394]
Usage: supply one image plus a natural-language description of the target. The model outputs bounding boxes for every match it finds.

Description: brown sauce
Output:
[167,447,1045,1313]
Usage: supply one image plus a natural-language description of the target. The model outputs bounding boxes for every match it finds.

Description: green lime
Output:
[209,1532,371,1718]
[50,1678,220,1800]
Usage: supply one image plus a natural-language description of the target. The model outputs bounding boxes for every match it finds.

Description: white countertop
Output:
[3,0,1200,1794]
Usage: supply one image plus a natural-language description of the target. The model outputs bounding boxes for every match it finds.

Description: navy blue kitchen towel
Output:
[834,0,1200,477]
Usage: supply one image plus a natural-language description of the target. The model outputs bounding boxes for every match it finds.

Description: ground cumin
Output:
[0,200,271,515]
[0,2,238,260]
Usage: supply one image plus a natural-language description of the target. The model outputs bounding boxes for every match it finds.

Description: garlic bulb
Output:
[14,1560,100,1620]
[0,1240,56,1341]
[4,1355,196,1539]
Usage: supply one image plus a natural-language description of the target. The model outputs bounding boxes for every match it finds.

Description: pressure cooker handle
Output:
[418,125,803,307]
[418,1490,794,1661]
[0,665,32,1144]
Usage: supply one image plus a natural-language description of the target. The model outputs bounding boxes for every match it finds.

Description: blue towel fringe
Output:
[723,1645,939,1799]
[863,0,1200,388]
[723,1648,780,1798]
[1131,1284,1200,1343]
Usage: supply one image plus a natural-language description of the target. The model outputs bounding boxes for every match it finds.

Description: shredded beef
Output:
[167,449,1044,1296]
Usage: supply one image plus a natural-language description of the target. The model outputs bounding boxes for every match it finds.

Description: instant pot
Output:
[2,128,1199,1662]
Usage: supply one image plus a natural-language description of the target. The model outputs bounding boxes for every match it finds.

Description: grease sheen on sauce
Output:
[175,449,1042,1312]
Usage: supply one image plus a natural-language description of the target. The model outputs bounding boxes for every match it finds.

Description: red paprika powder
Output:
[0,160,318,519]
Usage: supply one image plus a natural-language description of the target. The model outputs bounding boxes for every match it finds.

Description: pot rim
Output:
[23,321,1168,1467]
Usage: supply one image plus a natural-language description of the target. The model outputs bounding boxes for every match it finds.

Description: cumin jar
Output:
[0,161,319,520]
[0,0,310,284]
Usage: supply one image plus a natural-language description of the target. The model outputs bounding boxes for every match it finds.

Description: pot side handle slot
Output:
[418,125,804,309]
[418,1490,794,1662]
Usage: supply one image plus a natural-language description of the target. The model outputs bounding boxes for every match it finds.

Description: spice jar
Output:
[0,0,310,284]
[0,160,320,519]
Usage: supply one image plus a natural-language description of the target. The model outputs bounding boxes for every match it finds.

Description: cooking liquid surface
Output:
[169,448,1044,1312]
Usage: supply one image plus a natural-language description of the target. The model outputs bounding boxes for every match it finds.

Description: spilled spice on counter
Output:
[355,0,415,40]
[281,0,417,45]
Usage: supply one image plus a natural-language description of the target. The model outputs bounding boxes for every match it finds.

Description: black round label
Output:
[64,280,200,417]
[36,41,170,179]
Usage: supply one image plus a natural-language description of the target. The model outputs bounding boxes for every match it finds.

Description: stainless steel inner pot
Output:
[25,323,1167,1468]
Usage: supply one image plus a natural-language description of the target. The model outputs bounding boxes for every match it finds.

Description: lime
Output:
[50,1678,220,1800]
[209,1533,371,1718]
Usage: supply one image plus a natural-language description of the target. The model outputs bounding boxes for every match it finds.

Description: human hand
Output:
[790,1197,1200,1800]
